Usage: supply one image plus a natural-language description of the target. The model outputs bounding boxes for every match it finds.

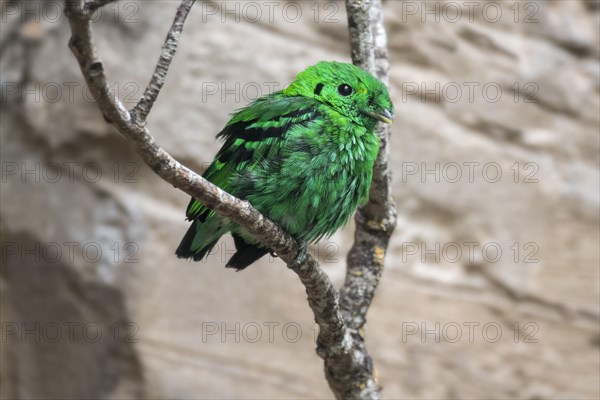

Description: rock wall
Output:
[1,1,598,399]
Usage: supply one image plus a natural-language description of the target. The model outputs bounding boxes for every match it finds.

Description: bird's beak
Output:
[364,109,393,124]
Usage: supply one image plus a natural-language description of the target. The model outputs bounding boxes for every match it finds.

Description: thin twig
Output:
[131,0,196,123]
[85,0,118,14]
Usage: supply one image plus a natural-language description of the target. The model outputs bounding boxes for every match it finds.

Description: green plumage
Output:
[176,61,394,270]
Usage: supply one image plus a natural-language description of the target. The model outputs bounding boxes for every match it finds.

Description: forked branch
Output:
[65,0,393,398]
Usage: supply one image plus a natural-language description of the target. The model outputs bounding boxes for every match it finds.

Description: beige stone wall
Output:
[1,1,598,398]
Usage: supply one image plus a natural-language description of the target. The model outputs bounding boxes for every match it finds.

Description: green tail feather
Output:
[176,220,269,269]
[175,219,223,261]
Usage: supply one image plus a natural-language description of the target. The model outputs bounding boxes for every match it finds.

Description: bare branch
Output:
[66,0,397,398]
[131,0,196,123]
[371,0,391,86]
[64,1,385,398]
[334,0,398,397]
[345,0,375,74]
[342,0,396,330]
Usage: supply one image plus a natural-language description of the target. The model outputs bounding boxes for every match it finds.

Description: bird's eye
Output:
[338,84,353,96]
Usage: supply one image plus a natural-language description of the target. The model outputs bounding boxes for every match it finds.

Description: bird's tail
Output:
[226,233,269,271]
[176,218,269,270]
[175,219,225,261]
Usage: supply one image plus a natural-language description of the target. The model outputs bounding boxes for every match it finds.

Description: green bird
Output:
[176,61,393,270]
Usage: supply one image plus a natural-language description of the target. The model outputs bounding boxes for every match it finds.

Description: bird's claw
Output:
[289,240,308,270]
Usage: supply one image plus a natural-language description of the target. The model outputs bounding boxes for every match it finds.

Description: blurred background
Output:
[1,0,599,398]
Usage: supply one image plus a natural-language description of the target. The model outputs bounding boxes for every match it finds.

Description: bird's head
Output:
[284,61,394,130]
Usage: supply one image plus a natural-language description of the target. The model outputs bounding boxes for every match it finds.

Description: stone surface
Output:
[1,1,598,399]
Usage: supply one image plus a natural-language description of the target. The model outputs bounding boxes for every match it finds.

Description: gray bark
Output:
[64,0,394,398]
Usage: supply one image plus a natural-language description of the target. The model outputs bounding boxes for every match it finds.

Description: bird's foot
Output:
[288,240,308,270]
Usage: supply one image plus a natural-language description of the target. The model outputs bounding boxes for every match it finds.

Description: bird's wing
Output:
[185,94,322,222]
